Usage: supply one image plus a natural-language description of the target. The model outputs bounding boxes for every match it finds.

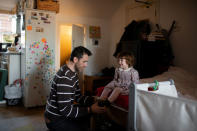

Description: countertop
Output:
[0,51,22,55]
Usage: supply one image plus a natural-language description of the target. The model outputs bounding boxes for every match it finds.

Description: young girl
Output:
[99,52,139,106]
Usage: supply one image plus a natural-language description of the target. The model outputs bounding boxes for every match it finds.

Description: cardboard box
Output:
[37,0,59,13]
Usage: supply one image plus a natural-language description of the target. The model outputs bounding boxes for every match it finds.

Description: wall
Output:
[109,0,197,76]
[109,0,159,66]
[160,0,197,75]
[60,25,72,66]
[108,0,130,67]
[56,0,197,76]
[55,4,111,75]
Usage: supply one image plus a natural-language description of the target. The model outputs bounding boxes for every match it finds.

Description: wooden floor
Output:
[0,104,47,131]
[0,103,125,131]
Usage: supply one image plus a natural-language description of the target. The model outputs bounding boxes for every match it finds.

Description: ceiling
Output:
[0,0,19,11]
[0,0,126,18]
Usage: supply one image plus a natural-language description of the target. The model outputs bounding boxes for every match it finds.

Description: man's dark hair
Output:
[70,46,92,61]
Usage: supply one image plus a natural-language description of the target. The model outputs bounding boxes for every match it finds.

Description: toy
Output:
[148,80,159,91]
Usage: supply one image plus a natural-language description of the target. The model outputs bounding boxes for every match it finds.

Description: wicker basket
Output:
[37,0,59,13]
[7,47,16,52]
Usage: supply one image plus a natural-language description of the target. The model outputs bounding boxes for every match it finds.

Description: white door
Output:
[72,24,85,94]
[72,24,84,49]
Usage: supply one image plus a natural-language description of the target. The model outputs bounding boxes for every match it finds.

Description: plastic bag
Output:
[4,79,22,99]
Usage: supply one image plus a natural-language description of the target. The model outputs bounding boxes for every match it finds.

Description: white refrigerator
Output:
[21,9,56,107]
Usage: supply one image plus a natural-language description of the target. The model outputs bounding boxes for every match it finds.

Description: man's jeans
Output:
[46,117,90,131]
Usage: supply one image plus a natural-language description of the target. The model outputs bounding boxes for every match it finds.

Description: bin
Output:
[4,79,22,106]
[0,68,8,101]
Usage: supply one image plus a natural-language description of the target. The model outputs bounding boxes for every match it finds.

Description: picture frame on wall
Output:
[89,26,101,39]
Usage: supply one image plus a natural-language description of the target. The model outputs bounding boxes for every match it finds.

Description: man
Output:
[44,46,106,131]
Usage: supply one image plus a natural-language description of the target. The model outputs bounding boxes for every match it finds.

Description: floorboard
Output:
[0,105,47,131]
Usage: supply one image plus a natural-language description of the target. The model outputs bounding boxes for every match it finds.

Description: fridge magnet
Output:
[31,16,38,20]
[36,27,44,32]
[31,12,37,16]
[42,100,46,105]
[31,42,40,48]
[48,59,53,65]
[39,60,42,64]
[39,12,44,16]
[35,83,39,87]
[46,14,50,18]
[89,26,101,39]
[37,66,41,70]
[28,39,55,89]
[45,50,51,57]
[42,38,47,43]
[40,28,44,32]
[38,71,41,76]
[35,76,39,80]
[41,17,47,21]
[48,68,52,72]
[26,25,32,31]
[41,95,44,100]
[43,44,49,50]
[28,19,31,24]
[44,20,51,24]
[40,85,44,89]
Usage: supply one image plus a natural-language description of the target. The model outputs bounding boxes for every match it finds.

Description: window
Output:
[0,14,16,43]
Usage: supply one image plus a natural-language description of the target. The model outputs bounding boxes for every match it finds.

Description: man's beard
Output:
[74,63,83,73]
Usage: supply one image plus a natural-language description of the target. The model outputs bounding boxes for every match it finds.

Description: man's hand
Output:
[90,102,106,114]
[92,96,98,102]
